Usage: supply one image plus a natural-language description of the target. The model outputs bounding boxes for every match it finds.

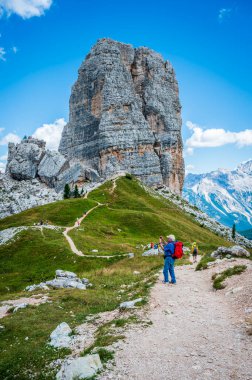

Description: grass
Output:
[195,253,216,271]
[0,198,96,230]
[0,176,233,379]
[70,177,229,256]
[212,265,247,290]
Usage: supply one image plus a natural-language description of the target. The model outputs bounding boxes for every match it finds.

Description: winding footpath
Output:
[99,262,252,380]
[63,203,102,257]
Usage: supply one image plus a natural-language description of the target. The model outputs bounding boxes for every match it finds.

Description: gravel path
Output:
[100,263,252,380]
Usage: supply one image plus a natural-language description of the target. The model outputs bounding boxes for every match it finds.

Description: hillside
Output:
[0,176,233,379]
[183,160,252,231]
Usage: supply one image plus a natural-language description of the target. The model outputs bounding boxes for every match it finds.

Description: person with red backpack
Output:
[160,234,183,284]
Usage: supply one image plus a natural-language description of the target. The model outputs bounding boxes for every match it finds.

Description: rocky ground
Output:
[0,174,62,219]
[98,259,252,380]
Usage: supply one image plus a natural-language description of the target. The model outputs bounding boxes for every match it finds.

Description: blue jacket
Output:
[164,242,175,258]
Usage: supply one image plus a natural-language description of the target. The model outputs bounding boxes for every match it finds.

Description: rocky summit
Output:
[59,38,184,193]
[1,38,185,219]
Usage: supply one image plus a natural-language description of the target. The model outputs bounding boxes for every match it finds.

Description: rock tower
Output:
[59,38,184,192]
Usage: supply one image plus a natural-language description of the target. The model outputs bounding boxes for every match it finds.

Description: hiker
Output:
[191,242,198,263]
[160,235,176,284]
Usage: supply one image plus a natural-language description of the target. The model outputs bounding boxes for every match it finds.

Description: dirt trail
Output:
[63,203,102,256]
[99,262,252,380]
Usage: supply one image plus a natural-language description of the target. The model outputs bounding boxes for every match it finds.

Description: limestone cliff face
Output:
[59,38,184,193]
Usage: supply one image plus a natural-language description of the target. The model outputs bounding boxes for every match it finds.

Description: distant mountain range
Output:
[183,160,252,235]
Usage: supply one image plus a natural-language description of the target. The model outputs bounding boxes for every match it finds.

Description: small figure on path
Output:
[191,242,198,263]
[160,234,176,284]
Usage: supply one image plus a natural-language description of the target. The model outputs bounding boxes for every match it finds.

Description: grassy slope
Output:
[0,198,96,230]
[0,177,230,379]
[70,178,228,256]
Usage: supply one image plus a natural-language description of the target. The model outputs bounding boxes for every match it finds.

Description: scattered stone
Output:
[245,308,252,314]
[81,278,90,285]
[13,303,28,313]
[92,249,98,253]
[49,322,72,348]
[25,270,89,291]
[120,298,143,309]
[142,248,159,256]
[133,271,140,275]
[128,253,134,258]
[56,354,102,380]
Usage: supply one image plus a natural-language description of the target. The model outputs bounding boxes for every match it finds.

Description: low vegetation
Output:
[0,176,231,379]
[212,265,247,290]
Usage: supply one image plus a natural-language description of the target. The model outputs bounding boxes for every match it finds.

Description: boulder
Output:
[56,270,78,279]
[6,138,46,180]
[38,151,68,187]
[25,271,88,291]
[56,354,102,380]
[211,245,250,258]
[120,298,143,309]
[49,322,72,348]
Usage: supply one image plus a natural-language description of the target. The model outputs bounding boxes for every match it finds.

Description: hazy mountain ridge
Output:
[183,160,252,232]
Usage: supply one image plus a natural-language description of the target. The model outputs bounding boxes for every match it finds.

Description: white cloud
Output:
[186,164,194,170]
[185,147,194,156]
[0,127,5,133]
[218,8,232,23]
[0,46,6,61]
[0,132,21,145]
[0,154,7,160]
[185,164,195,174]
[185,121,252,151]
[0,0,53,19]
[33,118,66,151]
[0,161,6,173]
[12,46,18,53]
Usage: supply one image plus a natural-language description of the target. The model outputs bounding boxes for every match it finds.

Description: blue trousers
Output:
[163,256,176,283]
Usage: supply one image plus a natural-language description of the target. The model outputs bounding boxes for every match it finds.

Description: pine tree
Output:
[74,185,80,198]
[232,223,236,239]
[23,135,27,140]
[63,183,71,199]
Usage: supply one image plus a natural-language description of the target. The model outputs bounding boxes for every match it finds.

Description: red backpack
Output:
[172,241,184,259]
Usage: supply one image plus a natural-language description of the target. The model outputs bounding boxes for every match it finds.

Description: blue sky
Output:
[0,0,251,174]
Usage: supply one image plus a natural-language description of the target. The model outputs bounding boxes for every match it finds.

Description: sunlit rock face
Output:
[59,38,184,193]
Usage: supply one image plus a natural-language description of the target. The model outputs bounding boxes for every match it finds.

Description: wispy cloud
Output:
[12,46,18,53]
[218,8,232,23]
[0,46,6,61]
[33,118,66,151]
[0,154,7,160]
[185,121,252,155]
[0,0,53,19]
[0,132,21,145]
